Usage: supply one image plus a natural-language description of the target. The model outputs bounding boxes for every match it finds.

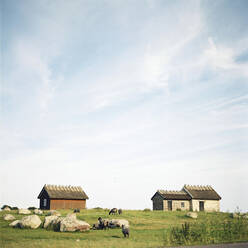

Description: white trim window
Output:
[43,198,47,207]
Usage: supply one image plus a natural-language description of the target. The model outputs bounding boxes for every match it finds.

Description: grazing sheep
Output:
[98,217,108,230]
[118,209,122,215]
[73,208,80,213]
[109,208,118,215]
[121,224,129,238]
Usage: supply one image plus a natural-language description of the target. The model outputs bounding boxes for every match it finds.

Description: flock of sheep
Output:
[93,208,129,238]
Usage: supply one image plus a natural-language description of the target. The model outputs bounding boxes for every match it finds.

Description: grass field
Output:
[1,208,248,248]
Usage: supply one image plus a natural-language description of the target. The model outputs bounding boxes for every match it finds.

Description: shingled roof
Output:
[183,185,221,200]
[152,190,191,200]
[38,184,89,200]
[152,185,221,201]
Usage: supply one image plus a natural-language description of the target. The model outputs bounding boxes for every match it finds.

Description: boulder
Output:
[9,220,21,227]
[66,213,77,220]
[43,215,59,229]
[19,215,42,229]
[3,206,11,211]
[186,212,198,219]
[34,209,43,215]
[59,216,90,232]
[109,219,129,228]
[47,210,61,216]
[3,214,15,221]
[43,214,90,232]
[18,209,31,215]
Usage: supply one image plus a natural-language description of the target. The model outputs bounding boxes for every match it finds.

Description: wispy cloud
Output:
[1,0,248,211]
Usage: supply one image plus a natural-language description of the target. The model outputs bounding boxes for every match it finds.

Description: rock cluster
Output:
[44,213,90,232]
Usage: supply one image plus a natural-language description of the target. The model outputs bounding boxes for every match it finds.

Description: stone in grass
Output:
[3,214,16,221]
[9,220,22,227]
[19,215,42,229]
[18,209,31,215]
[59,214,90,232]
[186,212,198,219]
[43,215,59,229]
[34,209,43,215]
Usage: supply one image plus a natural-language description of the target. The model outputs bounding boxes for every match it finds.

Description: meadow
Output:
[1,208,248,248]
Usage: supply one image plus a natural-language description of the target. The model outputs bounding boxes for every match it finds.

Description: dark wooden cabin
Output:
[38,184,89,210]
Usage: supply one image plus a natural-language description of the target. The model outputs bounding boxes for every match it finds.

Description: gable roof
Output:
[151,190,191,200]
[183,185,221,200]
[151,185,221,201]
[38,184,89,200]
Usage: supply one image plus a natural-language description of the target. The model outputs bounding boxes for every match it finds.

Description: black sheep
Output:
[121,224,129,238]
[109,208,118,215]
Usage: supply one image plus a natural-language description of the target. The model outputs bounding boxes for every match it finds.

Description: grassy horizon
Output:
[1,208,248,248]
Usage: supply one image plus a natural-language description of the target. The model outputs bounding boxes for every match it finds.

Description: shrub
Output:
[28,207,37,210]
[1,205,11,210]
[143,208,151,212]
[12,207,19,210]
[93,207,103,210]
[167,218,248,245]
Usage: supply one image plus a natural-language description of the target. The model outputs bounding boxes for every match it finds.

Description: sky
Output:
[0,0,248,212]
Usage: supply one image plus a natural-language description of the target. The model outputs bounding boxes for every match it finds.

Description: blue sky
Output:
[1,0,248,211]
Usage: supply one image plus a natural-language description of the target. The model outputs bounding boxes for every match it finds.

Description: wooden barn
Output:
[151,185,221,212]
[38,184,89,210]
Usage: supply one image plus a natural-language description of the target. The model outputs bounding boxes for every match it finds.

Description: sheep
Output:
[118,209,122,215]
[73,208,80,213]
[109,208,118,215]
[121,224,129,238]
[98,217,109,230]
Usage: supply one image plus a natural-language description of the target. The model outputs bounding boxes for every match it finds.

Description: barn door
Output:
[199,201,204,211]
[168,200,172,211]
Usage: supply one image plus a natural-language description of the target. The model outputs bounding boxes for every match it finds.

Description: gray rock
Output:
[18,209,31,215]
[43,213,90,232]
[9,220,21,227]
[3,214,15,221]
[59,216,90,232]
[34,209,43,215]
[43,215,59,229]
[186,212,198,219]
[66,213,77,220]
[19,215,42,229]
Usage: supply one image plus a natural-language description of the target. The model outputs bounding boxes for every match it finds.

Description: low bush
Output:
[143,208,151,212]
[28,207,37,210]
[1,205,11,210]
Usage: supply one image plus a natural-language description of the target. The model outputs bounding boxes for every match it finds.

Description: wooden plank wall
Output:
[50,199,86,210]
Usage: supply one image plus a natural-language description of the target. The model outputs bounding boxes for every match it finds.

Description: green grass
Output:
[0,209,248,248]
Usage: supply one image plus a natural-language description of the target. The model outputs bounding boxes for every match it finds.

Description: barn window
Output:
[181,202,185,208]
[43,199,47,207]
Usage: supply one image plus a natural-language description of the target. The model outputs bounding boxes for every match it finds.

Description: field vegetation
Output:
[1,208,248,248]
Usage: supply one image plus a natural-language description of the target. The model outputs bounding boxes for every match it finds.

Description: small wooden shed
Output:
[38,184,89,210]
